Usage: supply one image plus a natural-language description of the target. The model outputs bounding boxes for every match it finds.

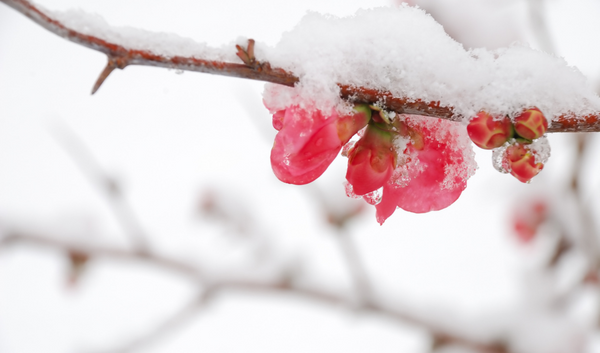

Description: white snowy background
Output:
[1,0,600,352]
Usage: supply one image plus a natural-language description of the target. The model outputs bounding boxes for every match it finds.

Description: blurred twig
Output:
[51,124,150,252]
[569,135,599,270]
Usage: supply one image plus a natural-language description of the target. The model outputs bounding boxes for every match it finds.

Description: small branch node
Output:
[235,39,257,68]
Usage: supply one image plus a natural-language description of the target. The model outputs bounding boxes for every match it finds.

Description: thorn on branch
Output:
[92,56,129,95]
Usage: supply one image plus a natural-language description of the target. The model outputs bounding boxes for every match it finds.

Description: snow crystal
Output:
[260,6,600,121]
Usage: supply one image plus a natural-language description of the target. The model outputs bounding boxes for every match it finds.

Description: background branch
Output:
[0,229,511,353]
[334,229,373,306]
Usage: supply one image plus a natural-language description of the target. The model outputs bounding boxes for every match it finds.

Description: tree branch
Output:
[2,0,599,133]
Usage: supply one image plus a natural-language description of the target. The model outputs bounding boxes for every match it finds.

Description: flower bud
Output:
[346,124,395,196]
[514,107,548,140]
[506,143,543,183]
[467,112,513,149]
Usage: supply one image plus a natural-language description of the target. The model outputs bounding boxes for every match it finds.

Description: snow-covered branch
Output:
[2,0,600,132]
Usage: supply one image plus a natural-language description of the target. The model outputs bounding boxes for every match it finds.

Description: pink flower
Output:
[269,104,370,185]
[373,118,472,224]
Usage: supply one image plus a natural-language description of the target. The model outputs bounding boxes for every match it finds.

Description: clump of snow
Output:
[260,6,600,121]
[47,8,239,61]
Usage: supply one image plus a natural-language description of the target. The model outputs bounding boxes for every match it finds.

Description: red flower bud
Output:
[467,112,513,149]
[506,143,543,183]
[514,107,548,140]
[346,124,395,196]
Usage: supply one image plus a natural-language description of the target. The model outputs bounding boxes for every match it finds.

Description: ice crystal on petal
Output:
[344,182,362,199]
[341,140,356,157]
[492,144,511,173]
[529,136,551,165]
[362,187,383,205]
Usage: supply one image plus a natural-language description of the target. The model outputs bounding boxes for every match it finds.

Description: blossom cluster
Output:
[265,99,475,224]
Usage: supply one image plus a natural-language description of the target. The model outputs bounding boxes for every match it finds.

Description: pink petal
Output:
[271,106,343,185]
[382,146,465,214]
